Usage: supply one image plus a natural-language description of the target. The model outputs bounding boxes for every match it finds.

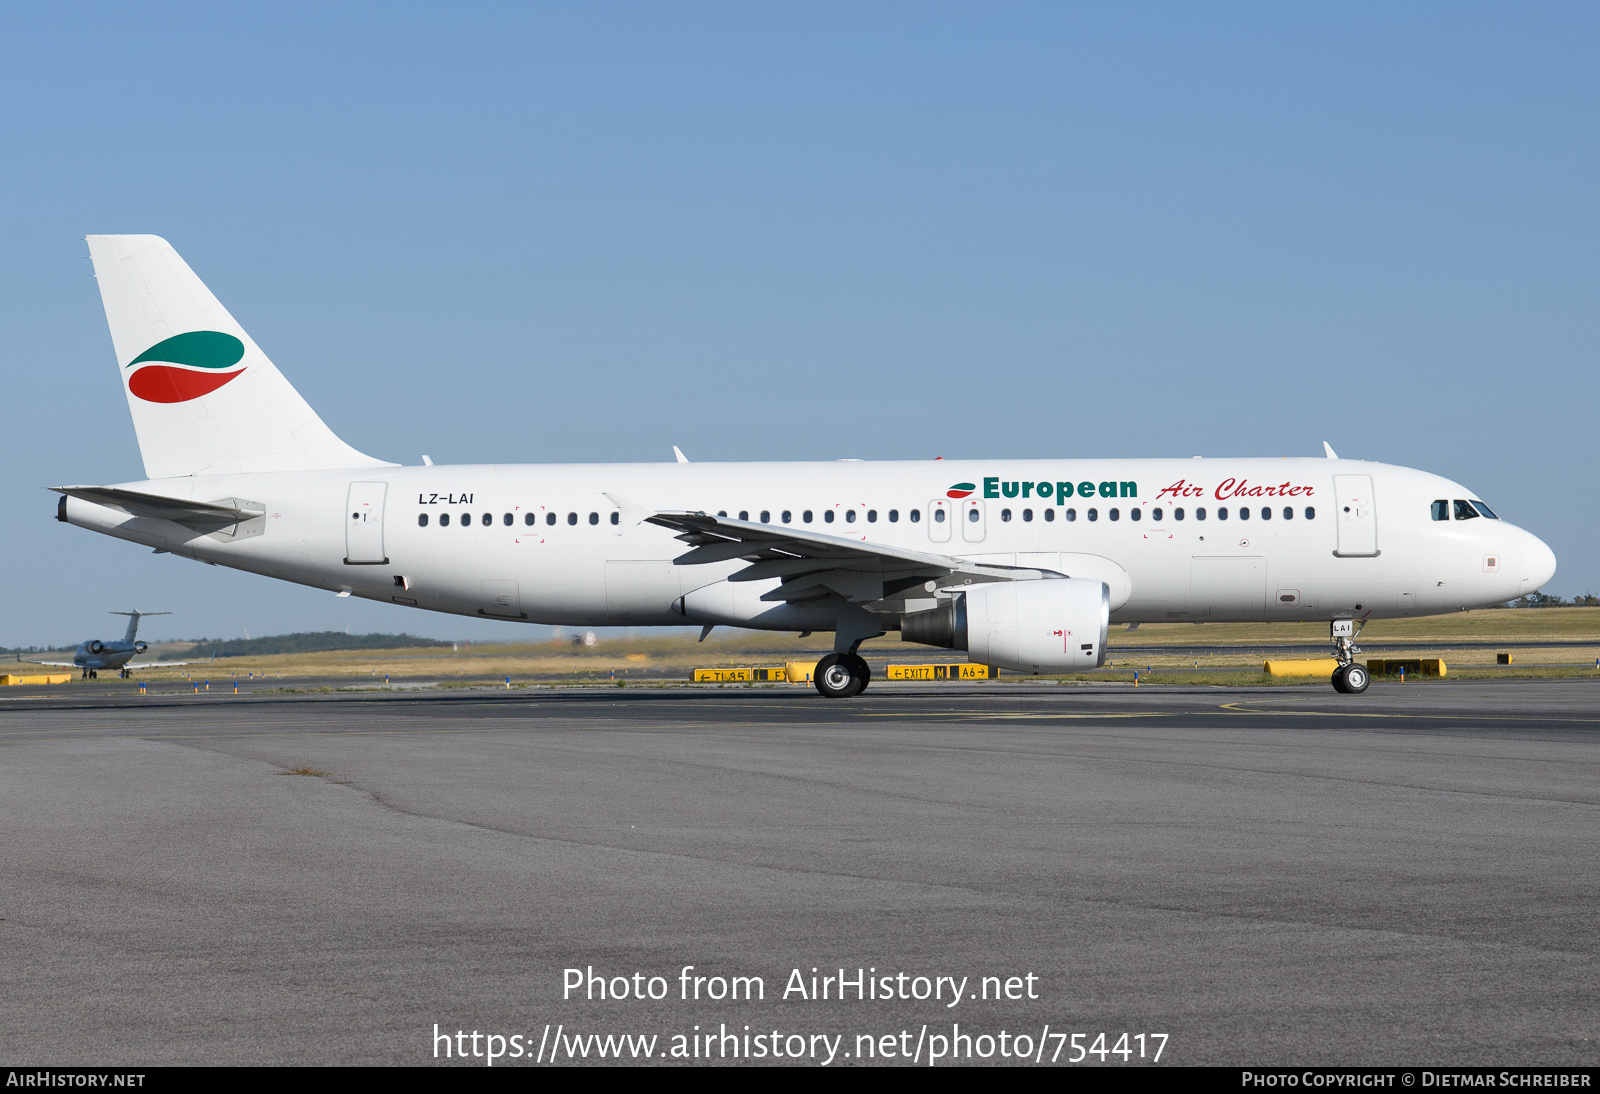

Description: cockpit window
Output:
[1472,501,1499,519]
[1431,500,1449,521]
[1453,499,1479,521]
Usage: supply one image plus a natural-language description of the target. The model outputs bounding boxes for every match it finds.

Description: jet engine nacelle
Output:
[902,578,1109,673]
[88,640,105,654]
[134,641,148,654]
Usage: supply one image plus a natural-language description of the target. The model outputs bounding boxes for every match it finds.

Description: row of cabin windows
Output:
[998,506,1317,523]
[417,511,621,528]
[416,504,1318,529]
[1431,499,1499,521]
[716,509,915,524]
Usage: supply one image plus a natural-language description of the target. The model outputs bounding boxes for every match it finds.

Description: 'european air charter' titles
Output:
[1156,478,1317,503]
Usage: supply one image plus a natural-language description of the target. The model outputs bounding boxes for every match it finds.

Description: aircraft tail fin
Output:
[85,235,394,479]
[109,610,169,644]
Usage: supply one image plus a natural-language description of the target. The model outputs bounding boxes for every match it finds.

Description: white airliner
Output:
[16,611,209,678]
[56,236,1556,697]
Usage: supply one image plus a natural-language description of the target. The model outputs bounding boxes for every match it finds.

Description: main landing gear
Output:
[814,653,871,698]
[1329,619,1369,694]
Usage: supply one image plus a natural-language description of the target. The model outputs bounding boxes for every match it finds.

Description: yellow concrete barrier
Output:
[1367,659,1446,677]
[785,662,815,684]
[886,664,994,681]
[0,673,72,686]
[1262,658,1340,677]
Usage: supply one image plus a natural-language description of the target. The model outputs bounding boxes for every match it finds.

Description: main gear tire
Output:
[814,653,868,698]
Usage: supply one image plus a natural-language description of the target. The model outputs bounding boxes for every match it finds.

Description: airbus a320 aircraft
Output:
[16,611,208,678]
[55,236,1556,697]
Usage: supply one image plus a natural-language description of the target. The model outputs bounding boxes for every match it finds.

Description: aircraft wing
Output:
[645,512,1058,608]
[52,486,263,528]
[123,659,212,669]
[14,657,78,667]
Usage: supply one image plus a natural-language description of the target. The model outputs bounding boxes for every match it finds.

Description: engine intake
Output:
[901,579,1109,673]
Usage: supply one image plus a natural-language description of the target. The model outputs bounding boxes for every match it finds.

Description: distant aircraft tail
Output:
[85,235,394,479]
[109,610,168,645]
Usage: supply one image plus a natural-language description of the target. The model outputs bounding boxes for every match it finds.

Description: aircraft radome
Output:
[55,236,1557,697]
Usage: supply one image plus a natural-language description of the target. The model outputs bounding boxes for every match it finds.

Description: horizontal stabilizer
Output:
[53,486,262,528]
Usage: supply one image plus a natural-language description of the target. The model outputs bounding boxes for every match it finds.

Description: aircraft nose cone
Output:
[1523,531,1557,591]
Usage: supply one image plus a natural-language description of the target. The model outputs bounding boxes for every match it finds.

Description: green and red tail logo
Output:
[946,482,976,498]
[126,331,246,403]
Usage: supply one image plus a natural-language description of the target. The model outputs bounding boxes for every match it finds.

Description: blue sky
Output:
[3,3,1596,646]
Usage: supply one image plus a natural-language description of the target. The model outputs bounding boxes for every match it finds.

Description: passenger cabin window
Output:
[418,513,429,527]
[1044,508,1055,522]
[717,511,727,517]
[610,512,620,525]
[1174,508,1184,521]
[503,513,513,526]
[867,509,877,522]
[567,512,577,525]
[1109,508,1120,521]
[1129,508,1141,522]
[968,509,979,522]
[782,510,792,523]
[909,509,920,523]
[1283,507,1292,520]
[888,509,899,522]
[1195,507,1206,520]
[1023,508,1033,522]
[1432,500,1449,521]
[461,512,470,526]
[525,513,536,525]
[1473,501,1499,519]
[1065,508,1076,521]
[1218,507,1229,520]
[1087,508,1098,521]
[440,513,449,527]
[825,510,835,523]
[1260,507,1270,520]
[1238,507,1249,521]
[845,510,856,523]
[760,510,770,523]
[1152,508,1162,521]
[1001,508,1012,522]
[739,510,748,521]
[546,512,556,525]
[803,510,814,523]
[589,512,599,525]
[1453,500,1479,521]
[480,513,491,527]
[1304,507,1314,520]
[933,509,944,523]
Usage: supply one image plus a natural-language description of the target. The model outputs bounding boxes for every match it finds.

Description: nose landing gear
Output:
[1329,620,1369,694]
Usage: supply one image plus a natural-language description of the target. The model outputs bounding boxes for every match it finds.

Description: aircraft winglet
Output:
[1322,442,1339,459]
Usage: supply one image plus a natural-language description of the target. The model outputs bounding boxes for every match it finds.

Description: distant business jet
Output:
[17,611,209,679]
[54,236,1556,697]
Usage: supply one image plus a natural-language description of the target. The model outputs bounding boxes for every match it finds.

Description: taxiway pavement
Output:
[2,679,1596,1065]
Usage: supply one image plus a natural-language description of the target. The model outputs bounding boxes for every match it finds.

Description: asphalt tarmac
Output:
[2,679,1596,1066]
